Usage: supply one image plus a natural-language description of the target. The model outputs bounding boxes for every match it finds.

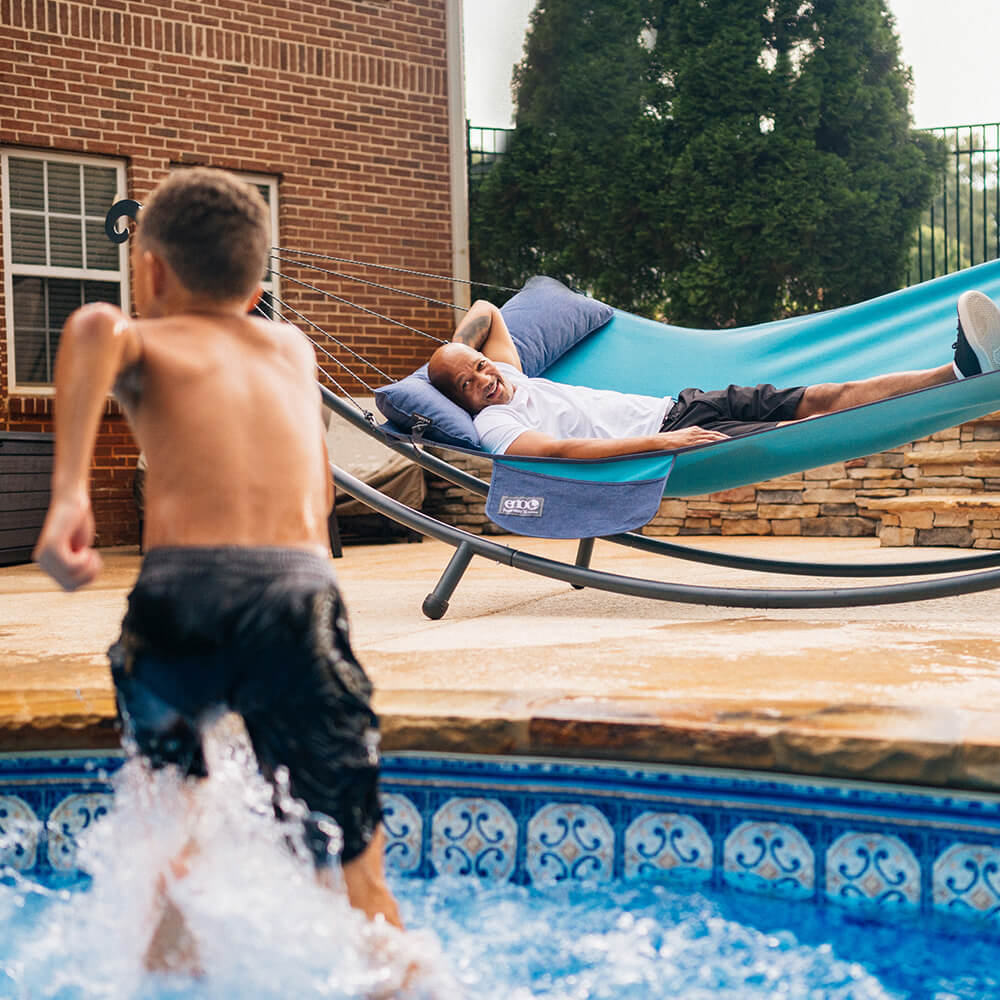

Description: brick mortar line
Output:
[5,0,447,95]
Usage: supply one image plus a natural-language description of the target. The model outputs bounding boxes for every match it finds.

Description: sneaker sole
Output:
[958,290,1000,374]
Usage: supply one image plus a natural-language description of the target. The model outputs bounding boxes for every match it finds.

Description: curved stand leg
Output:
[422,541,474,619]
[571,538,595,590]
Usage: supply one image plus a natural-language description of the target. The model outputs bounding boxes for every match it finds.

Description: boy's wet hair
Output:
[139,168,270,301]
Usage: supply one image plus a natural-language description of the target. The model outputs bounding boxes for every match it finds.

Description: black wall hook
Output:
[105,199,143,244]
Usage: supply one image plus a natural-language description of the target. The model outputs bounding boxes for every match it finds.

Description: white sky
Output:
[463,0,1000,131]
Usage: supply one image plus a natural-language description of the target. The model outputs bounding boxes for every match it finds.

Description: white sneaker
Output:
[955,290,1000,377]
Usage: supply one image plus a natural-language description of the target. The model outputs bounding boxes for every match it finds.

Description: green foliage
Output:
[470,0,945,326]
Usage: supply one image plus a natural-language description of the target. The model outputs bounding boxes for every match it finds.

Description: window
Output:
[243,173,280,319]
[2,150,128,390]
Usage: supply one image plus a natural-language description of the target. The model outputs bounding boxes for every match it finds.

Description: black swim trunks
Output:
[109,546,382,866]
[660,383,807,439]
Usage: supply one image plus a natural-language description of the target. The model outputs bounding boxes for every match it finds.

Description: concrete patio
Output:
[2,534,1000,791]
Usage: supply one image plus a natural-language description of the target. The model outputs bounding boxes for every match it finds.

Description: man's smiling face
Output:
[429,343,515,414]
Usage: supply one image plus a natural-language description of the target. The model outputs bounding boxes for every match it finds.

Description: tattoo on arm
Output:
[453,313,492,349]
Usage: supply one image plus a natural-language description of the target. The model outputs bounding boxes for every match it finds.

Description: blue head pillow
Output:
[374,276,613,448]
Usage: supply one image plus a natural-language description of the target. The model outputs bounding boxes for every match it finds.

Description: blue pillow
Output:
[500,275,613,377]
[374,364,480,448]
[373,277,613,448]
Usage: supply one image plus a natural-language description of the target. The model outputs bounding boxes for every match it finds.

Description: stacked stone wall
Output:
[423,411,1000,543]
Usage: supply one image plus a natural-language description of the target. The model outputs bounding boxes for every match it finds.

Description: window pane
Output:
[83,281,120,306]
[10,212,46,265]
[12,276,50,384]
[49,217,83,267]
[8,158,44,211]
[83,165,117,216]
[85,219,119,270]
[47,162,81,214]
[48,279,83,333]
[14,327,49,384]
[255,290,278,319]
[254,184,273,280]
[12,275,45,328]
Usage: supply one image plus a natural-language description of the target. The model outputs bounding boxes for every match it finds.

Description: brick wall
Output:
[1,0,456,545]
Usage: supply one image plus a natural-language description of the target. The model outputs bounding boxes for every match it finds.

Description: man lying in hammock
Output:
[427,291,1000,459]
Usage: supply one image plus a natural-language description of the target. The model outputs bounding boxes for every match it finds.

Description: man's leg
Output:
[794,364,955,419]
[797,289,1000,419]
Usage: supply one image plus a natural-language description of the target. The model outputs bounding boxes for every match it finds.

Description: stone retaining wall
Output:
[422,411,1000,541]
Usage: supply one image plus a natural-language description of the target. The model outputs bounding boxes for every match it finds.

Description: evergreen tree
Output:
[471,0,944,326]
[470,0,671,311]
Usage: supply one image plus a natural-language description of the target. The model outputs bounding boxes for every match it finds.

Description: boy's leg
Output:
[321,825,404,929]
[145,865,202,974]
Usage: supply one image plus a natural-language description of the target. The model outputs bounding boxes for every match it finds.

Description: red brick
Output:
[3,0,454,542]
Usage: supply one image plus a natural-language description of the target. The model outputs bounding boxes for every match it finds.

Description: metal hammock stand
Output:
[105,199,1000,619]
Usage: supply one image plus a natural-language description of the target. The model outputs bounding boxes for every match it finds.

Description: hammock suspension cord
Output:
[257,244,518,416]
[269,245,520,293]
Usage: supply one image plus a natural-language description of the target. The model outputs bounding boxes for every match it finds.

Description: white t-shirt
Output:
[473,363,673,455]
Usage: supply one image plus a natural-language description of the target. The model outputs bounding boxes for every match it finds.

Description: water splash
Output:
[0,716,453,999]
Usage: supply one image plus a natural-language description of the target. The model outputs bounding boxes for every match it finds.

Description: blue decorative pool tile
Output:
[723,820,815,900]
[381,792,423,875]
[430,796,517,880]
[623,811,712,884]
[5,751,1000,938]
[933,842,1000,921]
[825,831,921,911]
[45,793,113,873]
[0,795,41,871]
[526,802,614,884]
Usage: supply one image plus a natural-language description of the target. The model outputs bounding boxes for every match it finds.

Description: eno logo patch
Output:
[499,495,544,517]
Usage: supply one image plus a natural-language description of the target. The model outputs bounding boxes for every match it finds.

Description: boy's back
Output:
[123,311,329,553]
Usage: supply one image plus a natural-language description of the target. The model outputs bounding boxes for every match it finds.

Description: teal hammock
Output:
[480,260,1000,537]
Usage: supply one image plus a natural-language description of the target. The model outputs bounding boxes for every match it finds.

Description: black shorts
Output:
[109,546,382,866]
[660,384,807,439]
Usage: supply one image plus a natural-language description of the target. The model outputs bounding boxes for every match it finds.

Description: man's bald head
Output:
[427,342,514,414]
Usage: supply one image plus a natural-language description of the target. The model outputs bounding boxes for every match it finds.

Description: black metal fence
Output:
[468,121,1000,287]
[467,123,513,181]
[911,123,1000,285]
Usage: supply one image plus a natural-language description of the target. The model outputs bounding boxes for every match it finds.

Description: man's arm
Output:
[34,302,142,591]
[503,425,730,459]
[452,300,522,371]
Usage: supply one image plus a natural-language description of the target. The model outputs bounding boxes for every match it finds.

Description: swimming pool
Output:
[2,750,1000,996]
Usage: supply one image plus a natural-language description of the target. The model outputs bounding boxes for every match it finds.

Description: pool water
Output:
[3,868,1000,999]
[2,736,999,999]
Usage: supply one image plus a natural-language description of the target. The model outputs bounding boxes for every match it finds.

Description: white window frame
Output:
[1,148,130,395]
[239,171,281,317]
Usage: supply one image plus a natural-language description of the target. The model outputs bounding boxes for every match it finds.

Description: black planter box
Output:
[0,431,54,566]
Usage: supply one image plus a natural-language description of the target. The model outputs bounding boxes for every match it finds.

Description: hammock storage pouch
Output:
[486,453,676,538]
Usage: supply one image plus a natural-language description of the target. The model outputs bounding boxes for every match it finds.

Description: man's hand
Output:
[657,426,730,448]
[33,492,103,591]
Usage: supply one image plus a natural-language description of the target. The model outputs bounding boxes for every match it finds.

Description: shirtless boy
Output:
[427,293,1000,458]
[33,168,402,968]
